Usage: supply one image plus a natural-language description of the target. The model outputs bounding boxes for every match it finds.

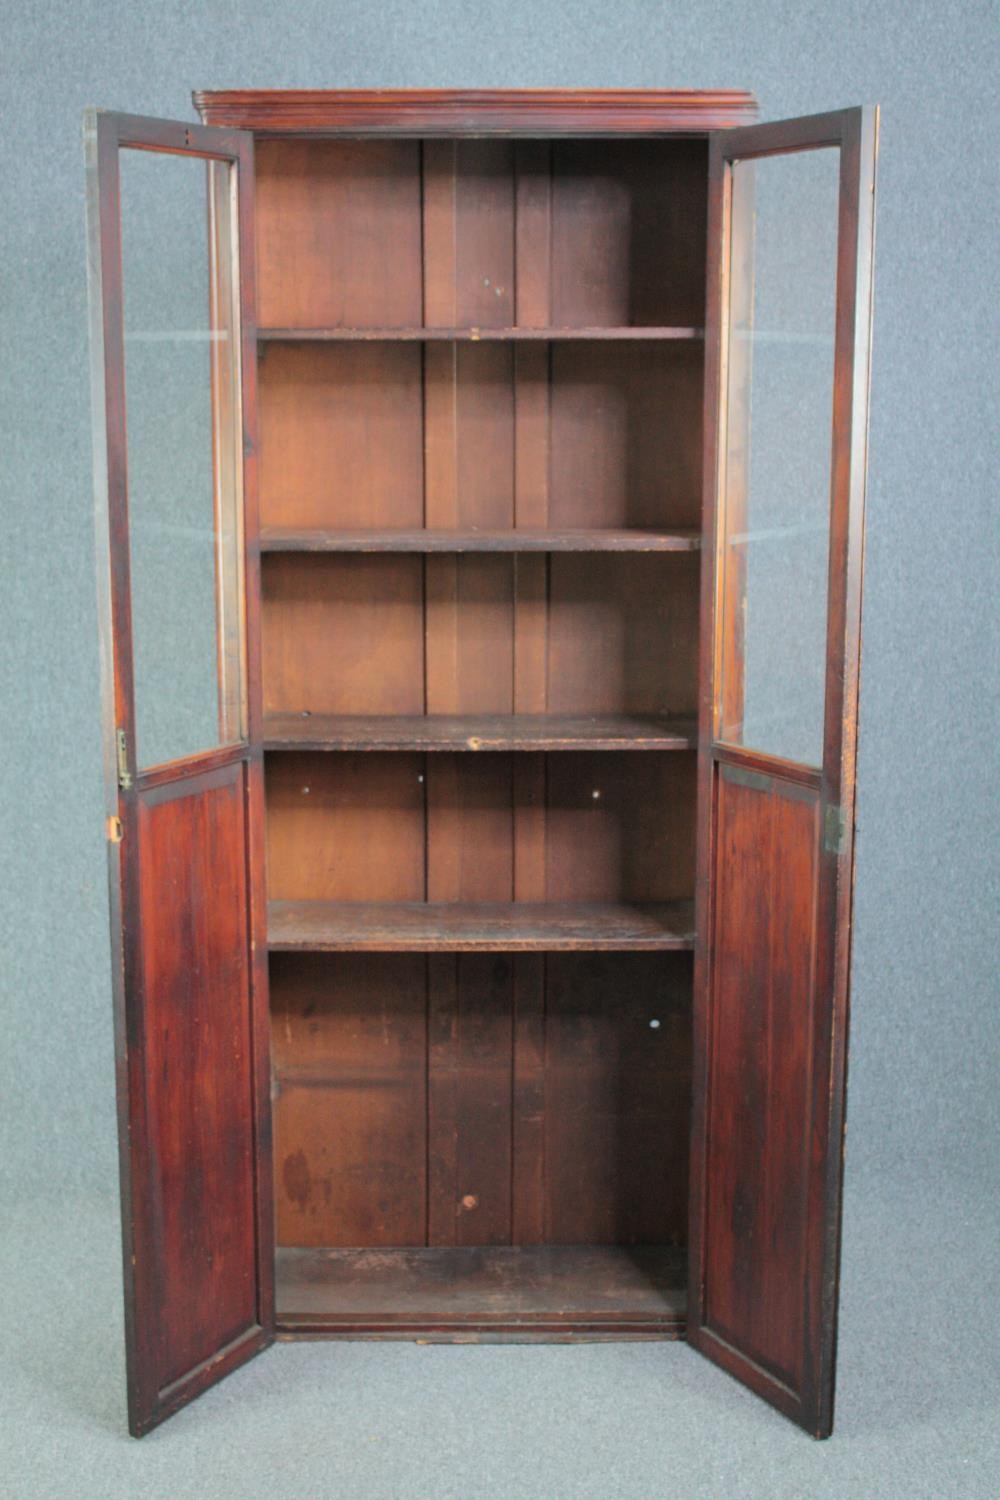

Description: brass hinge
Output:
[823,803,847,855]
[115,728,133,791]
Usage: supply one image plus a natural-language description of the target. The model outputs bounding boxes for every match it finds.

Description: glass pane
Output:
[120,149,245,769]
[719,147,840,767]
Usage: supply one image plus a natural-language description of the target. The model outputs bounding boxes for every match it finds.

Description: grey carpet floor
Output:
[2,1169,996,1500]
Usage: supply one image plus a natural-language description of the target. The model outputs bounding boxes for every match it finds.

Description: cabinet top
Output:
[192,88,758,135]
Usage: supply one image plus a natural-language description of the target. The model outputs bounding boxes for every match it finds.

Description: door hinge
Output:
[106,815,124,844]
[115,728,133,791]
[823,803,847,855]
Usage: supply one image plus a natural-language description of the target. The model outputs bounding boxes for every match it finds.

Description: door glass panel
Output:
[718,147,840,767]
[120,149,245,770]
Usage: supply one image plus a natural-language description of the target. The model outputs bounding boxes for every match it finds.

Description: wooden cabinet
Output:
[85,91,877,1438]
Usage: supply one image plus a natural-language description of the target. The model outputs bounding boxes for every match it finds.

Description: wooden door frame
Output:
[86,109,273,1433]
[689,107,878,1436]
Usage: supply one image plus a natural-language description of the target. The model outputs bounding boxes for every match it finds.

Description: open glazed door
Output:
[85,112,272,1435]
[689,108,878,1436]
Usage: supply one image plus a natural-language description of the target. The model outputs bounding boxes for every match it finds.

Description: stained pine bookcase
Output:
[86,91,877,1438]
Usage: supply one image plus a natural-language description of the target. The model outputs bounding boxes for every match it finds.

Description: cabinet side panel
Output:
[136,764,258,1390]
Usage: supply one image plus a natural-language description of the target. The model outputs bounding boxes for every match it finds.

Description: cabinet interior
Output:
[256,135,708,1337]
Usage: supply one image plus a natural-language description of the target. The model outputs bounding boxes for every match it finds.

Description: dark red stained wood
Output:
[136,766,259,1386]
[689,107,878,1439]
[701,767,819,1390]
[86,110,272,1437]
[268,899,695,952]
[274,1244,687,1338]
[263,712,697,752]
[194,88,758,135]
[258,526,701,553]
[87,79,884,1434]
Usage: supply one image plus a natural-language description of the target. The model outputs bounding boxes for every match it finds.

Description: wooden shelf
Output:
[275,1244,687,1337]
[268,899,695,952]
[258,325,703,342]
[259,526,700,554]
[263,713,697,752]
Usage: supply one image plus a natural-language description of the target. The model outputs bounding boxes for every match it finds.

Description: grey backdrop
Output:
[1,2,997,1496]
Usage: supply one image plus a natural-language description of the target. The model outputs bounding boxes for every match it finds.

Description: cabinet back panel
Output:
[262,554,425,717]
[266,752,426,902]
[547,553,698,715]
[425,756,515,901]
[424,140,516,328]
[427,953,517,1247]
[259,345,699,533]
[545,752,695,903]
[549,139,708,328]
[548,343,704,530]
[541,953,691,1243]
[265,751,692,904]
[255,140,423,329]
[424,554,516,715]
[258,344,424,531]
[257,133,706,1279]
[255,137,705,332]
[255,137,707,533]
[271,953,429,1247]
[422,343,517,528]
[271,952,691,1250]
[262,554,696,718]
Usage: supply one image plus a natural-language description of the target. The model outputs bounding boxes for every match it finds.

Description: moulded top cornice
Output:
[192,88,759,135]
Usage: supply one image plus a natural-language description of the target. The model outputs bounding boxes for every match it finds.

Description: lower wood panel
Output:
[275,1244,687,1338]
[134,764,259,1397]
[700,764,820,1395]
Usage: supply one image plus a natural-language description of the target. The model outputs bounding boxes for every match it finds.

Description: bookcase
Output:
[85,91,877,1439]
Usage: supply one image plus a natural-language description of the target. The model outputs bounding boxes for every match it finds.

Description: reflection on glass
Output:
[120,149,244,770]
[719,147,840,768]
